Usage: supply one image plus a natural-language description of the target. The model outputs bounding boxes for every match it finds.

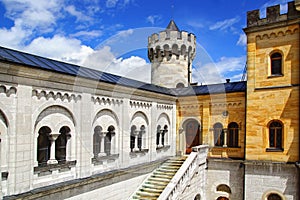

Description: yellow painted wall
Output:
[245,24,299,162]
[177,91,246,159]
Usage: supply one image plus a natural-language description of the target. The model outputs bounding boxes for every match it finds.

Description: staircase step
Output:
[130,157,186,200]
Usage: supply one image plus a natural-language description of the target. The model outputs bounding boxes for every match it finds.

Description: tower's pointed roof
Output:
[166,20,180,31]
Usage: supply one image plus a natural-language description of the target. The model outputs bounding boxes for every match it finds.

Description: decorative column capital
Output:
[48,133,60,141]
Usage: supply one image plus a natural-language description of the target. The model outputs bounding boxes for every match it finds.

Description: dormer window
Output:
[270,52,282,75]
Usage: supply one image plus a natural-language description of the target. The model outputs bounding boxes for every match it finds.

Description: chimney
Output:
[226,79,230,83]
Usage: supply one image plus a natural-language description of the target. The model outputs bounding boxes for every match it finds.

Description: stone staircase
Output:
[130,156,187,200]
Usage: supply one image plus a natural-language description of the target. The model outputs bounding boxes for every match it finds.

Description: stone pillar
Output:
[223,128,228,147]
[134,130,140,151]
[47,133,60,164]
[98,132,107,156]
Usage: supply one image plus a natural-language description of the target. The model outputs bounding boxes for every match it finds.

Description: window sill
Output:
[156,145,171,152]
[92,154,119,165]
[268,74,283,78]
[34,160,76,176]
[266,148,284,152]
[130,149,149,157]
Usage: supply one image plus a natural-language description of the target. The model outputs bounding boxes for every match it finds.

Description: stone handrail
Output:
[158,145,209,200]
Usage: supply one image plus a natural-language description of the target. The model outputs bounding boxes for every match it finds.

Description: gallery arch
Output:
[92,109,119,157]
[34,105,75,166]
[130,112,149,152]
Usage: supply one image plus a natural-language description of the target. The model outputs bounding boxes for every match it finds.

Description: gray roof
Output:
[0,46,246,96]
[166,20,180,31]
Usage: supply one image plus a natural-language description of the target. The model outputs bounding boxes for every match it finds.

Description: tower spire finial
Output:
[171,0,174,20]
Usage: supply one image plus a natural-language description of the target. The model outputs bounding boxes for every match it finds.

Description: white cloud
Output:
[209,17,240,31]
[71,30,103,38]
[192,56,246,84]
[82,46,151,83]
[23,35,94,64]
[1,0,61,31]
[237,33,247,46]
[146,15,162,25]
[64,5,93,22]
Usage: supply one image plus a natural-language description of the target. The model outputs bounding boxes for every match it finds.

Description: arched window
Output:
[194,194,201,200]
[176,82,185,88]
[55,126,70,163]
[105,126,115,155]
[93,126,102,157]
[216,184,231,194]
[213,123,224,146]
[270,52,282,75]
[216,197,229,200]
[37,126,51,166]
[268,120,283,150]
[267,193,282,200]
[228,122,239,147]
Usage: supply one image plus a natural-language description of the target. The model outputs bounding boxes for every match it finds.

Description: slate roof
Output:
[173,81,246,96]
[166,20,180,31]
[0,46,246,96]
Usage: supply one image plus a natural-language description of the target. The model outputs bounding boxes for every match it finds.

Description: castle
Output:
[0,1,299,200]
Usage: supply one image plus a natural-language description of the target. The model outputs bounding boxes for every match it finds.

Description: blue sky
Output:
[0,0,290,85]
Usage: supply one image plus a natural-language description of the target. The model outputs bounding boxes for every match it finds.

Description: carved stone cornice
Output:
[32,89,81,102]
[0,84,17,97]
[91,96,123,105]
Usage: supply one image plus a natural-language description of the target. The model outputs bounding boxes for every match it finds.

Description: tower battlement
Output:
[148,26,196,62]
[246,1,300,28]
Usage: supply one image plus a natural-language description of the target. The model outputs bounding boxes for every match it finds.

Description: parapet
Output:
[147,30,196,62]
[246,1,300,28]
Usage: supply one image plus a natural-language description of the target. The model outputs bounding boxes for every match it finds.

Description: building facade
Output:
[0,1,299,200]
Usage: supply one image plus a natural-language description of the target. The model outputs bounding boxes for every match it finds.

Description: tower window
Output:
[268,120,283,151]
[270,52,282,75]
[228,122,239,147]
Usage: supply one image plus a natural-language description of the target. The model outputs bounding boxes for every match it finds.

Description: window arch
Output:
[176,82,185,88]
[228,122,239,147]
[268,120,283,150]
[37,126,51,166]
[213,123,224,146]
[270,52,283,75]
[216,184,231,194]
[267,193,282,200]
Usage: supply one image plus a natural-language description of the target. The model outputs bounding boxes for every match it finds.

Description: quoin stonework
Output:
[0,1,299,200]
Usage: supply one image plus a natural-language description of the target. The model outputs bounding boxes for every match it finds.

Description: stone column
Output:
[223,128,228,147]
[134,130,140,151]
[47,133,60,164]
[98,132,107,156]
[158,130,164,147]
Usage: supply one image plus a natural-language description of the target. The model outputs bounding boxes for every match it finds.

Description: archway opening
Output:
[185,120,201,154]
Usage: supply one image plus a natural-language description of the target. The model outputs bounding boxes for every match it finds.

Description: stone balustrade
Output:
[158,145,208,200]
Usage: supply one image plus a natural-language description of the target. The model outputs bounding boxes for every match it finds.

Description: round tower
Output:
[148,20,196,88]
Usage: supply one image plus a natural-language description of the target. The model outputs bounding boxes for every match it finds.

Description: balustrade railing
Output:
[158,145,209,200]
